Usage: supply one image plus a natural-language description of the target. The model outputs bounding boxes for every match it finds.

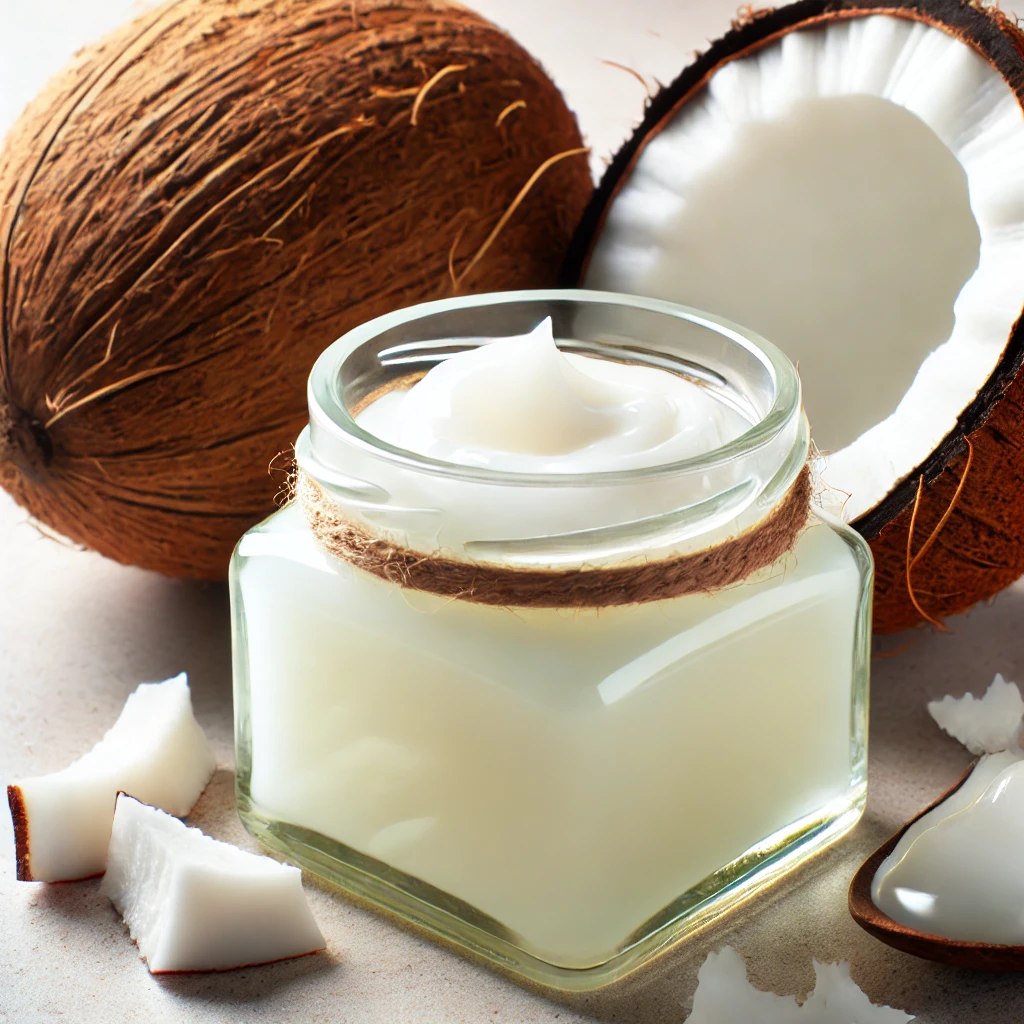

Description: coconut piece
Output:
[102,794,325,973]
[801,960,915,1023]
[927,673,1024,755]
[0,0,591,581]
[7,673,214,882]
[688,946,914,1023]
[564,0,1024,631]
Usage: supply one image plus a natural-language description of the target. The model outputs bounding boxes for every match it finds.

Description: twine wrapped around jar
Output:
[296,463,811,609]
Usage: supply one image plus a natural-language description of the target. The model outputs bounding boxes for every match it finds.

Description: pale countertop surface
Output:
[4,1,1024,1021]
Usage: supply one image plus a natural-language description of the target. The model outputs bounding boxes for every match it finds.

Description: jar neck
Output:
[299,290,806,568]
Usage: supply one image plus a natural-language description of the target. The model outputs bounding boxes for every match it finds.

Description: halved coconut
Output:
[564,0,1024,632]
[7,673,215,882]
[102,794,325,973]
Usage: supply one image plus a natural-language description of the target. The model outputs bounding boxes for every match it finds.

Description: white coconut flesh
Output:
[927,672,1024,755]
[102,794,325,973]
[585,14,1024,522]
[687,945,914,1023]
[9,674,215,882]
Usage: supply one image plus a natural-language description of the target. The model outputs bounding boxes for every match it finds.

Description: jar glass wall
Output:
[230,290,871,990]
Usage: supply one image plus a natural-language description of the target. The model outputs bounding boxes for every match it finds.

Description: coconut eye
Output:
[566,6,1024,632]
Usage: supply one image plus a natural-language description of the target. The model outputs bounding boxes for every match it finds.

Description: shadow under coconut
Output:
[28,875,109,921]
[154,945,343,1004]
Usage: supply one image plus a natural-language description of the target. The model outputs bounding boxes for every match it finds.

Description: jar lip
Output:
[306,288,802,487]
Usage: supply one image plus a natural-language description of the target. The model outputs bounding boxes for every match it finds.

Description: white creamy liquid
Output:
[236,322,865,966]
[873,750,1024,944]
[359,318,748,471]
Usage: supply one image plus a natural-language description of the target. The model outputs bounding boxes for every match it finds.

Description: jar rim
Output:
[306,288,802,488]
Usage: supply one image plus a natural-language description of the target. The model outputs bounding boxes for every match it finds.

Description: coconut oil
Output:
[230,290,872,989]
[872,750,1024,944]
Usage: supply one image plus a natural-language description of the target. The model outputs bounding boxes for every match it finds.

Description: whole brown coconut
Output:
[563,0,1024,633]
[0,0,591,579]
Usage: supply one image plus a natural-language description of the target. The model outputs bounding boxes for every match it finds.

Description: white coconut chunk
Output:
[586,15,1024,522]
[801,960,915,1022]
[7,673,215,882]
[927,673,1024,754]
[102,794,325,973]
[688,946,914,1023]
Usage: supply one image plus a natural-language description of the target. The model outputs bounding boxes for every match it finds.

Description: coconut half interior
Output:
[585,15,1024,522]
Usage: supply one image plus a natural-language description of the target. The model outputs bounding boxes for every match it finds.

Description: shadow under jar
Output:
[229,289,872,990]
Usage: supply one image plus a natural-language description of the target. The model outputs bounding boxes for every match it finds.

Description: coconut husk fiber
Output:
[297,465,812,608]
[0,0,591,579]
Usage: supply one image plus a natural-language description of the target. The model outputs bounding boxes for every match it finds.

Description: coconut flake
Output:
[688,947,914,1023]
[927,673,1024,754]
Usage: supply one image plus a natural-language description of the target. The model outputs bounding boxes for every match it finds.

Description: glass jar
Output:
[230,289,871,990]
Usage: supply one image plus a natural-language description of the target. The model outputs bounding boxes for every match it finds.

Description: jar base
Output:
[235,783,866,991]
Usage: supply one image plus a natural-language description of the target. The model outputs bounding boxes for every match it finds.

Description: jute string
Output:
[297,463,811,609]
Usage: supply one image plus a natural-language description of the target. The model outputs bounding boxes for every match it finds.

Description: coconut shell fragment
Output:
[0,0,591,578]
[564,0,1024,632]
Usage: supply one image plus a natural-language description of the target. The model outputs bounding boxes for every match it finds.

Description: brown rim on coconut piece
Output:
[563,0,1024,632]
[7,784,32,881]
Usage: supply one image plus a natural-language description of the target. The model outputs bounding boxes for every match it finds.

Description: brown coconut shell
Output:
[561,0,1024,634]
[0,0,591,579]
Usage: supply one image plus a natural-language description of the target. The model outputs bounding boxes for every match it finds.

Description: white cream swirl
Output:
[358,318,747,472]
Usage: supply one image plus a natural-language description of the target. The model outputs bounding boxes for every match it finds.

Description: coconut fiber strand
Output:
[0,0,591,578]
